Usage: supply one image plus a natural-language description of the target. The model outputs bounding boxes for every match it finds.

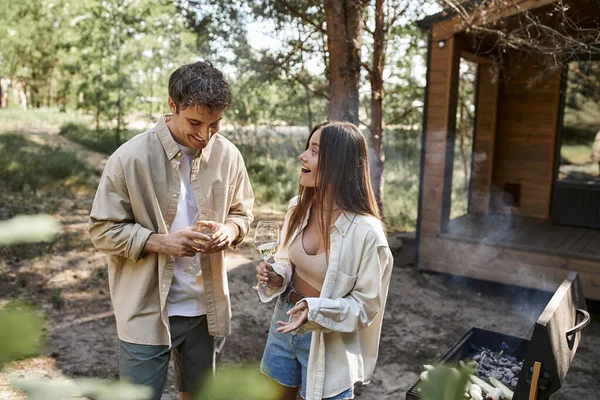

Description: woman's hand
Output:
[255,261,284,289]
[276,301,309,334]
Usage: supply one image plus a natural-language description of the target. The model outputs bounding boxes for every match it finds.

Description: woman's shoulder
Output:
[288,196,300,207]
[347,213,388,247]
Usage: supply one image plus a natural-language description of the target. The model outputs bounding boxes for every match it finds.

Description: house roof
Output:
[416,0,482,30]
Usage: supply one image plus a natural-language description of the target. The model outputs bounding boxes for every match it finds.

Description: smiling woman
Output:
[255,121,393,400]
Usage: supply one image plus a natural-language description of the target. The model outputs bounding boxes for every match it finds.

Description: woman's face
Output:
[298,128,321,188]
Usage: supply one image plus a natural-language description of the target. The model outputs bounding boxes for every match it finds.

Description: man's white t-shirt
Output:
[166,145,206,317]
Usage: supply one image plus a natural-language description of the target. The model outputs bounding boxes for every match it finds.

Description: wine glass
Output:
[252,221,280,291]
[182,209,219,277]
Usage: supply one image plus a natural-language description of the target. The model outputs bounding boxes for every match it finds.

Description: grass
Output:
[59,122,140,155]
[0,133,100,217]
[0,107,93,132]
[1,109,427,231]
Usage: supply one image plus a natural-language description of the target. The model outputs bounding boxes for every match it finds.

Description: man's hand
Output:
[201,222,239,254]
[255,261,284,289]
[144,228,209,257]
[276,301,309,334]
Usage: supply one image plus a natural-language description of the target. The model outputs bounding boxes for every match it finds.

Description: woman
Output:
[255,121,393,400]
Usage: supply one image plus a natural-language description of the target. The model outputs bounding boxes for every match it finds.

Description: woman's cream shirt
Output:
[259,197,393,400]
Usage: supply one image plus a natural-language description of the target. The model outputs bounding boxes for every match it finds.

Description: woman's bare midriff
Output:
[292,272,321,298]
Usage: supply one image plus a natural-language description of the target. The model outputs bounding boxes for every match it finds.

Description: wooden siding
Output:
[491,54,562,218]
[420,236,600,300]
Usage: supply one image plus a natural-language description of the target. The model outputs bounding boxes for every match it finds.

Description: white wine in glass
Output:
[252,221,280,291]
[182,209,219,277]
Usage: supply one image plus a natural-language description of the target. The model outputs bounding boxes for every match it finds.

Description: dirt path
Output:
[1,132,599,400]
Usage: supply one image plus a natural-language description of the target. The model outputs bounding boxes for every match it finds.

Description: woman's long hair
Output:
[283,121,381,252]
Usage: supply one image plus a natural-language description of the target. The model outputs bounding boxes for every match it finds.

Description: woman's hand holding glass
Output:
[255,261,284,289]
[252,221,280,291]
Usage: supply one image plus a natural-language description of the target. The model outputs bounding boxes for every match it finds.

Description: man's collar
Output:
[156,114,180,160]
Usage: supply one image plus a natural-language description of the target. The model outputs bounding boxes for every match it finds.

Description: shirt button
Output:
[172,193,178,198]
[161,284,168,290]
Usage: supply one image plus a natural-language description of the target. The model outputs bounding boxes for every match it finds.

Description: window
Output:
[557,60,600,183]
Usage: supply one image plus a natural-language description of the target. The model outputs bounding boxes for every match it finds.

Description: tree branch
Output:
[280,0,326,34]
[386,104,423,125]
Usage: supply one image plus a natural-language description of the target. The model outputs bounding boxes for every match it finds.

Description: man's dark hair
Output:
[168,61,232,114]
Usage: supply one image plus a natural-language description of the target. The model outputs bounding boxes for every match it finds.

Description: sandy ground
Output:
[1,131,599,399]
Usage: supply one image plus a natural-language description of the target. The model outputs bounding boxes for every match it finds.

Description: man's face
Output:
[167,97,224,150]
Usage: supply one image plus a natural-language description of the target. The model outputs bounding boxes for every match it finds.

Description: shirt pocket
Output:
[329,270,358,298]
[211,185,233,222]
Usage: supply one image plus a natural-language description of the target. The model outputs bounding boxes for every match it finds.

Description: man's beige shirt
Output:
[89,115,254,345]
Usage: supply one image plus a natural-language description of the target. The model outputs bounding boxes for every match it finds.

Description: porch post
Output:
[419,32,461,237]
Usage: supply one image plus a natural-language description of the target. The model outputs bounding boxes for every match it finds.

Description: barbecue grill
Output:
[406,271,591,400]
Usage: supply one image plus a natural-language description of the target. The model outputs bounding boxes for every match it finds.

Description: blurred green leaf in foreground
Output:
[195,363,281,400]
[0,214,61,245]
[0,302,45,368]
[420,362,475,400]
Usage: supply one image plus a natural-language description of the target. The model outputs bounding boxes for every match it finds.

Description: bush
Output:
[0,134,98,193]
[0,133,100,216]
[59,123,139,155]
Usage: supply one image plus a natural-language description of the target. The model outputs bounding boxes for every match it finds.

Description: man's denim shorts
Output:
[260,293,354,399]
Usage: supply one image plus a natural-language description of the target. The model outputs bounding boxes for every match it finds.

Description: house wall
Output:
[417,5,599,300]
[491,53,562,218]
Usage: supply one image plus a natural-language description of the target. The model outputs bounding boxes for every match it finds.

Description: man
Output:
[89,61,254,400]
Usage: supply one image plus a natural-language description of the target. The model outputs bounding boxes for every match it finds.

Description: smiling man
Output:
[89,61,254,400]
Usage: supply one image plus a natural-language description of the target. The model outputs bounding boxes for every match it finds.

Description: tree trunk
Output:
[95,106,101,131]
[305,86,313,133]
[369,0,386,217]
[243,96,251,125]
[323,0,365,125]
[115,19,122,148]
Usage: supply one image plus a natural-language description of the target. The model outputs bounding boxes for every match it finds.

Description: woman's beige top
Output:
[288,231,328,292]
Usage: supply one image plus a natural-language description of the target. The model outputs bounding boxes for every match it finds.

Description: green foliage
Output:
[227,128,305,209]
[0,0,72,108]
[562,61,600,145]
[0,108,93,132]
[229,126,423,230]
[0,133,99,195]
[229,73,328,127]
[383,129,422,230]
[12,378,153,400]
[420,362,475,400]
[59,122,139,155]
[195,363,280,400]
[0,302,45,368]
[0,215,61,245]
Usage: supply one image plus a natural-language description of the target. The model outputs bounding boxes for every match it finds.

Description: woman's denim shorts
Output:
[260,293,354,399]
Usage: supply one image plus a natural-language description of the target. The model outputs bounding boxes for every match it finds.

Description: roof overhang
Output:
[417,0,561,40]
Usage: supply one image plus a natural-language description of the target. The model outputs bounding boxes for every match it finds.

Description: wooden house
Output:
[416,0,600,300]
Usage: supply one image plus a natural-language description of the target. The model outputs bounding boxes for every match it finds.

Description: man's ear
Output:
[167,97,177,114]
